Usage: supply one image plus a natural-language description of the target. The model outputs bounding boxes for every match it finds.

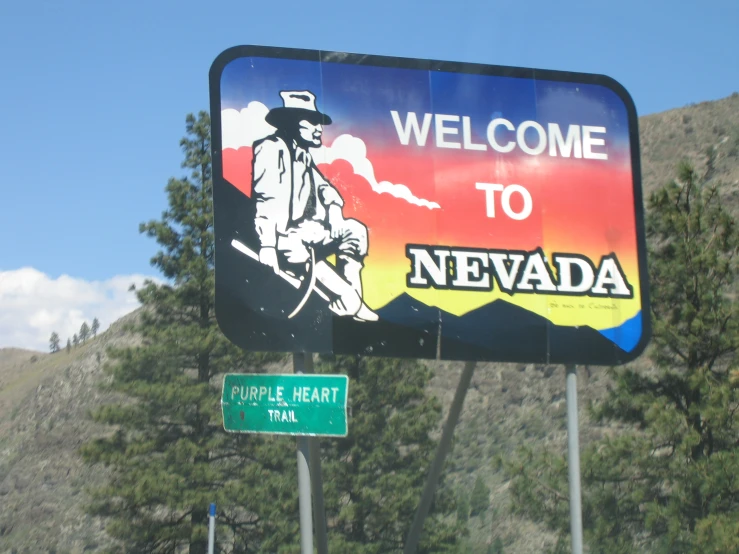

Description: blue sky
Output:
[219,53,631,149]
[0,0,737,349]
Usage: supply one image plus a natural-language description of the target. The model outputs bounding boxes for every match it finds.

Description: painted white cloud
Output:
[220,105,440,210]
[221,103,276,150]
[0,267,157,351]
[314,135,440,210]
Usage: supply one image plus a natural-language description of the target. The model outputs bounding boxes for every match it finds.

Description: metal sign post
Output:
[566,365,584,554]
[296,429,313,554]
[293,352,329,554]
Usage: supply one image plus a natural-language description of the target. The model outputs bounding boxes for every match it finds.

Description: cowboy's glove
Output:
[259,247,280,274]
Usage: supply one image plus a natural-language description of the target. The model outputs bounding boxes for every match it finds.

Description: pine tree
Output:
[66,338,72,354]
[505,161,739,553]
[80,112,291,553]
[91,317,100,337]
[72,334,79,347]
[302,355,462,553]
[49,331,60,353]
[79,321,90,343]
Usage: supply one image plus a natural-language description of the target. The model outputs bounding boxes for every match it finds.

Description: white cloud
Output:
[0,267,156,351]
[220,105,440,210]
[221,103,275,150]
[314,135,440,210]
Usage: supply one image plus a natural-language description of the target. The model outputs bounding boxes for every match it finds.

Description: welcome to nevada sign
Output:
[209,46,650,365]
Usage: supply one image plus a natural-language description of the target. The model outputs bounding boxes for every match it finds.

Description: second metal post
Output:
[566,364,584,554]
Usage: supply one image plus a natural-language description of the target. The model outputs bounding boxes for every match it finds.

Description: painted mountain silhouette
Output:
[377,293,635,365]
[332,292,440,359]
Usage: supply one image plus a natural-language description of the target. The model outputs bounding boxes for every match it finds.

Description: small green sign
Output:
[222,374,349,437]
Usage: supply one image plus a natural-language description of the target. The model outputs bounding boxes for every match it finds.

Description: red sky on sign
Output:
[221,145,638,279]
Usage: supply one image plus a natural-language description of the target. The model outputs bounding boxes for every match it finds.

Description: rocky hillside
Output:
[640,93,739,203]
[0,312,142,553]
[0,93,737,554]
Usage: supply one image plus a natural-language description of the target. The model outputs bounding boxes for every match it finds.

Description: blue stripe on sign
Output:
[598,312,642,353]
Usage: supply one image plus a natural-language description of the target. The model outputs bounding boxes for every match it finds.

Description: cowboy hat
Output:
[265,90,333,128]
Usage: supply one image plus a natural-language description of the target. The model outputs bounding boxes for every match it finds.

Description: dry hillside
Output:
[0,312,142,553]
[640,92,739,201]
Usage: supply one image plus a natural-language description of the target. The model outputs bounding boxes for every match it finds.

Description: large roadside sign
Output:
[209,46,650,365]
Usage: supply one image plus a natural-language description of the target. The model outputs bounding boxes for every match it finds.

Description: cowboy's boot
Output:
[313,260,362,317]
[340,257,379,322]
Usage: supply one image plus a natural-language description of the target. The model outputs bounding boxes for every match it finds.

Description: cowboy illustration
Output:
[250,90,378,322]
